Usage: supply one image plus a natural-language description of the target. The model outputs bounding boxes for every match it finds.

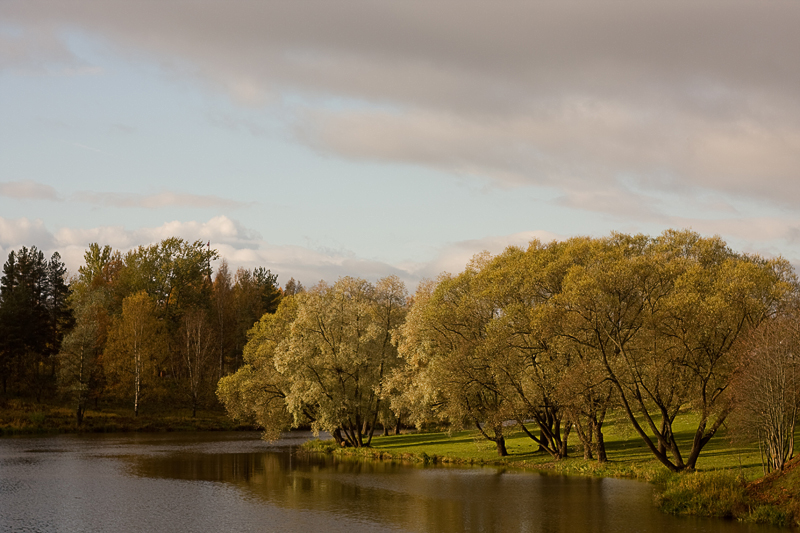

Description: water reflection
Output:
[127,434,774,533]
[0,432,784,533]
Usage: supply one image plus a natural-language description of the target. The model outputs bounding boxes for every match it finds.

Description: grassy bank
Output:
[0,398,255,436]
[304,413,800,528]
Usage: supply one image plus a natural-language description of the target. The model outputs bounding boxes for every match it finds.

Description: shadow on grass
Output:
[372,433,476,450]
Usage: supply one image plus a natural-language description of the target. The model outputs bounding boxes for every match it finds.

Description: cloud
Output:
[556,188,668,221]
[0,181,249,209]
[54,215,260,250]
[402,230,563,281]
[0,215,563,288]
[42,215,414,284]
[1,214,799,291]
[4,1,800,280]
[0,180,59,200]
[5,1,797,208]
[0,24,101,76]
[206,112,268,137]
[0,217,56,248]
[72,190,252,209]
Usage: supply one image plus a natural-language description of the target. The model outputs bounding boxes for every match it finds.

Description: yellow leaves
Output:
[220,275,408,439]
[395,229,799,440]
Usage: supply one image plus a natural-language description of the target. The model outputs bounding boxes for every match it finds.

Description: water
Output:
[0,432,782,532]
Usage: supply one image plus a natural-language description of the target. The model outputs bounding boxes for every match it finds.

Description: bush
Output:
[654,470,748,518]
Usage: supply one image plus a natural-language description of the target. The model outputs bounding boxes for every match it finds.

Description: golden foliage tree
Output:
[104,291,167,416]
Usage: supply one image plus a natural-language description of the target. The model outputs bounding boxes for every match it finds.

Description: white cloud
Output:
[1,214,799,291]
[0,216,562,289]
[401,230,563,281]
[0,180,59,200]
[0,217,55,248]
[72,191,251,209]
[0,182,248,210]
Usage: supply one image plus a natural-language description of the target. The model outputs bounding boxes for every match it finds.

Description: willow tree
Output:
[217,295,298,441]
[393,256,518,455]
[560,231,796,472]
[481,238,607,460]
[393,240,604,459]
[218,276,407,446]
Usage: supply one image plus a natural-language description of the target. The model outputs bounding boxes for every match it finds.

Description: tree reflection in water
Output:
[128,437,772,533]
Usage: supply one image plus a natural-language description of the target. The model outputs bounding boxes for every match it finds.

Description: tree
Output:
[480,240,599,460]
[217,295,298,441]
[730,314,800,473]
[230,266,282,371]
[393,243,588,459]
[104,291,167,416]
[212,260,236,378]
[181,308,215,417]
[0,246,71,399]
[115,238,218,410]
[67,243,123,407]
[284,277,304,296]
[560,231,796,471]
[58,288,107,424]
[393,258,516,456]
[219,276,407,446]
[119,238,217,318]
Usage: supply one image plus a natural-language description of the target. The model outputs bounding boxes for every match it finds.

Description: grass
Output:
[327,413,767,480]
[304,412,800,528]
[0,398,255,436]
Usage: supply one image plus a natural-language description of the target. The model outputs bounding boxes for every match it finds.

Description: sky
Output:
[2,0,800,290]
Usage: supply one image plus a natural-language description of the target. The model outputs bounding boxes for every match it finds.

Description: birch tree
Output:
[182,309,215,417]
[104,291,166,416]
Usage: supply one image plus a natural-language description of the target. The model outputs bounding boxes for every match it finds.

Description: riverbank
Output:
[0,398,255,436]
[303,415,800,528]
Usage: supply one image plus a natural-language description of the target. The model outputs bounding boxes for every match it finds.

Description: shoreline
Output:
[0,398,255,436]
[303,429,799,529]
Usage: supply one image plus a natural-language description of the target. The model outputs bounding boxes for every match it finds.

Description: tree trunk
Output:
[332,427,344,446]
[476,422,509,457]
[559,422,571,458]
[496,437,508,456]
[594,425,607,463]
[572,416,593,460]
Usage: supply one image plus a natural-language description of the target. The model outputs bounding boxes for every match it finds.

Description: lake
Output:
[0,431,782,532]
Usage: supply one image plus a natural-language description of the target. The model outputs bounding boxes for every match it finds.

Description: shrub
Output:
[654,470,748,518]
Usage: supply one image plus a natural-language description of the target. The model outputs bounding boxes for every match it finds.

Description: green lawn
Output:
[307,414,800,527]
[331,413,770,482]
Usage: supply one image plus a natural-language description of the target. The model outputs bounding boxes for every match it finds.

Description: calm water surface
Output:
[0,432,783,532]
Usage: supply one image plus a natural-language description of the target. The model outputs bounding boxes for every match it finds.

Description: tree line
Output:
[0,238,299,422]
[218,230,800,473]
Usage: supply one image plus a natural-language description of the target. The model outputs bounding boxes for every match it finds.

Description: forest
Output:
[0,238,296,423]
[2,230,799,474]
